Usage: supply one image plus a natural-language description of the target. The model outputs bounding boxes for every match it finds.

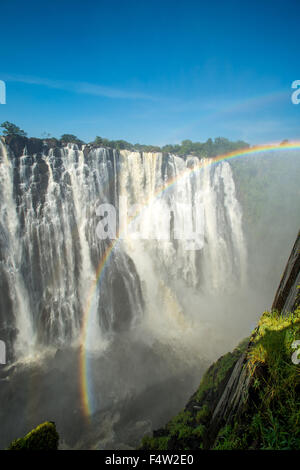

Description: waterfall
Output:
[0,140,247,360]
[0,140,34,357]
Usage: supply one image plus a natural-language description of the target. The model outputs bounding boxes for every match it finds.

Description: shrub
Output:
[7,421,59,450]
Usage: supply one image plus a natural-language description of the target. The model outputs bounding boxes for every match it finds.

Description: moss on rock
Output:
[7,421,59,450]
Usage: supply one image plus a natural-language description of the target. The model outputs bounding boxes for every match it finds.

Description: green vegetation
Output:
[60,134,84,145]
[244,308,300,449]
[140,435,170,450]
[140,410,197,451]
[7,421,59,450]
[140,306,300,450]
[195,404,210,424]
[213,307,300,449]
[1,121,27,137]
[92,135,249,157]
[93,135,162,152]
[213,423,248,450]
[139,338,249,451]
[161,137,249,157]
[195,338,249,403]
[1,126,249,158]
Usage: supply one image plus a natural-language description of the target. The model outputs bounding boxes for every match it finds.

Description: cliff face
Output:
[141,230,300,450]
[272,232,300,314]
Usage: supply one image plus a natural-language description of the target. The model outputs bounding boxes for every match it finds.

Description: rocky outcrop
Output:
[3,135,59,158]
[272,230,300,314]
[208,352,250,442]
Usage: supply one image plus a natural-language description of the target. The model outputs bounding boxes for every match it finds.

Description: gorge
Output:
[0,136,299,449]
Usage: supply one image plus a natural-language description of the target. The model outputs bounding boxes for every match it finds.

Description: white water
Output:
[0,142,247,361]
[0,141,34,356]
[117,151,248,356]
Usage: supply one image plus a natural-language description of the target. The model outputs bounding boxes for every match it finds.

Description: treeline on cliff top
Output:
[0,121,249,157]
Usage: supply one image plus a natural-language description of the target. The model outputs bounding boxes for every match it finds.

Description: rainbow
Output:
[79,141,300,419]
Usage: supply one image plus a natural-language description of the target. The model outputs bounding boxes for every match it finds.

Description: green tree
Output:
[94,136,111,147]
[180,139,193,155]
[1,121,27,137]
[60,134,80,143]
[203,138,213,156]
[94,136,104,146]
[93,135,249,158]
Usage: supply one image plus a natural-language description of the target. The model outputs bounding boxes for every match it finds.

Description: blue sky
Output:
[0,0,300,145]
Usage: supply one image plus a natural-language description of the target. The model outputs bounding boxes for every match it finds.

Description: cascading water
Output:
[0,140,247,358]
[0,137,248,449]
[116,151,247,347]
[0,141,34,358]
